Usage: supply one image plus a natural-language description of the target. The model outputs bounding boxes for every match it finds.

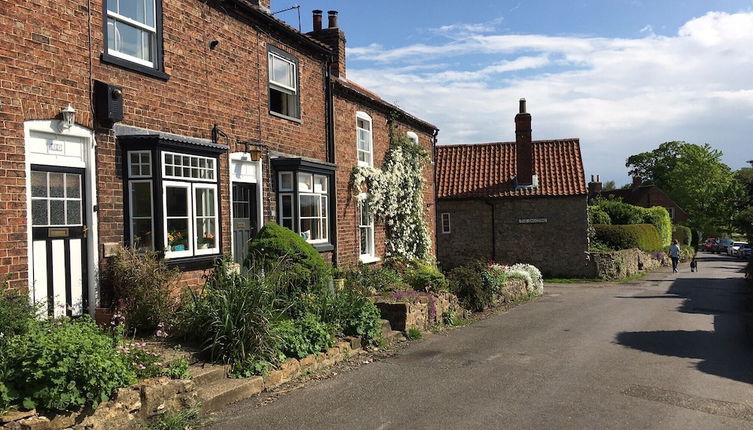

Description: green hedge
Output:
[593,224,663,252]
[642,207,672,247]
[591,200,671,247]
[672,225,693,246]
[593,200,643,225]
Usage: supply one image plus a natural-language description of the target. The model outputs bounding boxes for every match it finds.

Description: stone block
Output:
[344,336,362,350]
[47,412,78,430]
[336,341,351,353]
[280,358,300,381]
[263,370,284,389]
[17,417,49,430]
[298,355,318,373]
[113,387,141,412]
[1,410,36,425]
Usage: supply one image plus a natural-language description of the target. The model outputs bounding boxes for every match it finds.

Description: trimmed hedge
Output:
[593,224,663,252]
[588,206,612,225]
[672,225,693,246]
[591,200,671,247]
[594,200,644,225]
[642,207,672,247]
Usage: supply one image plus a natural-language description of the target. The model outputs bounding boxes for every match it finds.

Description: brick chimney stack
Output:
[308,10,347,78]
[258,0,270,10]
[632,174,642,189]
[588,174,603,195]
[515,98,534,186]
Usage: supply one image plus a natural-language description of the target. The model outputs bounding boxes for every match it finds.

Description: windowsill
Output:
[269,110,302,124]
[312,242,334,253]
[101,52,170,81]
[165,254,221,271]
[359,255,381,264]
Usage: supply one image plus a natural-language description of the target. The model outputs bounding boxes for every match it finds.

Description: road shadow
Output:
[615,268,753,384]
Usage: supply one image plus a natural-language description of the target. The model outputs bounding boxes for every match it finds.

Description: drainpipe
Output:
[324,55,338,267]
[485,200,497,262]
[432,128,439,257]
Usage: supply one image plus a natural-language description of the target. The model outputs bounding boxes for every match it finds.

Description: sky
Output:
[275,1,753,186]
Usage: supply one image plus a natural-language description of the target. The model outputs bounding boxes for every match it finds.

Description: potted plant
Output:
[198,232,215,249]
[168,230,186,251]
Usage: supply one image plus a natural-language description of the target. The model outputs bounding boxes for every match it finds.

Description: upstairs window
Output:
[268,47,300,119]
[105,0,161,70]
[440,212,451,234]
[356,112,372,167]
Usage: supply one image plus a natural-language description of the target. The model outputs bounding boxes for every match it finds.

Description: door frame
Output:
[24,120,99,315]
[228,152,263,264]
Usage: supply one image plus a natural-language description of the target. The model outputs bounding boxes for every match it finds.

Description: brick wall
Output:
[437,195,590,277]
[0,0,329,291]
[332,94,436,267]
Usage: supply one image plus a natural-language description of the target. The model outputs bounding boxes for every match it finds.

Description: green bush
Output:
[447,261,492,312]
[245,223,331,296]
[593,199,644,225]
[300,285,382,346]
[642,206,672,247]
[0,287,37,347]
[385,258,448,292]
[673,225,693,246]
[593,224,663,252]
[2,316,135,411]
[588,206,612,225]
[177,260,281,374]
[105,246,180,335]
[340,264,403,294]
[275,313,335,359]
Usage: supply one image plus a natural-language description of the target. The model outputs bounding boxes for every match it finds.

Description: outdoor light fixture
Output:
[243,141,263,161]
[60,104,76,130]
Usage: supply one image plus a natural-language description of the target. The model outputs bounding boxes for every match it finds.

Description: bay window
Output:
[121,134,225,266]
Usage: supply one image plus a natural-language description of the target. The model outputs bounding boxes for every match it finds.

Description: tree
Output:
[625,141,746,233]
[734,167,753,206]
[603,180,617,191]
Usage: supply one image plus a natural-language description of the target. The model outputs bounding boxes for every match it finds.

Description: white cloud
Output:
[346,11,753,184]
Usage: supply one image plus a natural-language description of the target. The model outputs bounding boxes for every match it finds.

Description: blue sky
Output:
[276,1,753,185]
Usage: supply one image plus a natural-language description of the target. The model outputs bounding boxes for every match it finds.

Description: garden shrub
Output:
[588,206,612,225]
[507,263,544,296]
[385,258,448,292]
[0,287,37,346]
[447,261,492,312]
[2,316,135,411]
[482,264,508,295]
[105,246,180,335]
[274,313,335,359]
[177,260,281,374]
[593,224,663,252]
[340,263,403,294]
[301,285,382,346]
[246,223,331,296]
[593,199,644,225]
[642,206,672,247]
[672,225,693,247]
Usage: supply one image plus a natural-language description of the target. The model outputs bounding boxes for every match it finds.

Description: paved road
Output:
[212,253,753,429]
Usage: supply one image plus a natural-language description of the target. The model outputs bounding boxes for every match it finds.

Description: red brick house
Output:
[435,100,590,277]
[587,176,689,223]
[0,1,436,317]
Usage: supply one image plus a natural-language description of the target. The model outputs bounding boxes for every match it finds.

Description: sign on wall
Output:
[518,218,548,224]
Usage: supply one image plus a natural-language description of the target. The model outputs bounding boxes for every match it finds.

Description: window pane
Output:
[360,227,368,255]
[298,173,312,192]
[66,200,82,225]
[280,172,293,190]
[49,173,64,197]
[113,21,154,62]
[300,219,319,241]
[117,0,154,26]
[314,175,327,194]
[299,195,318,217]
[65,174,81,198]
[32,200,48,226]
[195,188,215,217]
[166,219,189,251]
[31,171,47,197]
[281,195,292,218]
[50,200,65,225]
[197,219,216,249]
[107,0,117,13]
[282,219,293,230]
[131,182,152,217]
[271,56,293,88]
[165,186,187,216]
[132,219,153,250]
[358,130,370,150]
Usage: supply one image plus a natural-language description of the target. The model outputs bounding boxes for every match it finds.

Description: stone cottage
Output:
[588,175,689,223]
[0,0,436,317]
[435,99,589,277]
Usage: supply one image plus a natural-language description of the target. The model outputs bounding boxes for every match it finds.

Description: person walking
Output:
[669,239,681,273]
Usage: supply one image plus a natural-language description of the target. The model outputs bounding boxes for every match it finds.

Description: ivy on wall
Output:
[351,134,432,260]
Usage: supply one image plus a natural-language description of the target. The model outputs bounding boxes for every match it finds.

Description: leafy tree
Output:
[603,180,617,191]
[625,141,746,232]
[734,167,753,206]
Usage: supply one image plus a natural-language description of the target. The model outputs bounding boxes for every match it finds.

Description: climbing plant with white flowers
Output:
[351,134,432,260]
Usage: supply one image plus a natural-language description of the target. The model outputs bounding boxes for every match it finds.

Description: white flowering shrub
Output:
[506,263,544,296]
[351,135,432,260]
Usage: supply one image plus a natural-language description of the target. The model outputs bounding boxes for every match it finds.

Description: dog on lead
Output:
[690,257,698,272]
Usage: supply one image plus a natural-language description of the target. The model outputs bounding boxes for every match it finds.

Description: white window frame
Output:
[268,52,297,93]
[406,131,419,145]
[30,171,83,227]
[162,181,193,259]
[441,212,451,234]
[279,171,294,191]
[298,192,328,243]
[279,193,294,230]
[193,183,220,256]
[128,179,154,250]
[106,1,157,67]
[358,193,377,262]
[162,151,216,182]
[667,207,676,220]
[128,150,152,178]
[356,111,373,167]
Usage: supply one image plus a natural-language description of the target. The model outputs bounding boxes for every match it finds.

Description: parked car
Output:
[729,242,747,256]
[703,238,716,252]
[737,243,752,259]
[714,238,733,254]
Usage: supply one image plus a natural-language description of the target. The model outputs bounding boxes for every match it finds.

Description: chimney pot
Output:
[327,10,338,28]
[312,10,322,32]
[596,174,600,182]
[519,98,527,114]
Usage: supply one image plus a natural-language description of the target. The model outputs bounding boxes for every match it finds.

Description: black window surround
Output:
[271,158,335,253]
[267,45,301,122]
[101,0,169,80]
[120,134,227,270]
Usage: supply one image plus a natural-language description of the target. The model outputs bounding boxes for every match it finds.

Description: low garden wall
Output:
[585,248,668,280]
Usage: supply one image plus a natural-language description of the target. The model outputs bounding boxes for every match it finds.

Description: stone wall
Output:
[585,248,668,280]
[374,292,465,332]
[437,195,590,277]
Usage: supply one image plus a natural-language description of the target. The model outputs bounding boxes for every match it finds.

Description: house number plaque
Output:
[518,218,547,224]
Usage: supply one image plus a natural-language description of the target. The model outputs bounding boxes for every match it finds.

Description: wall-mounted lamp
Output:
[60,104,76,130]
[244,141,263,161]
